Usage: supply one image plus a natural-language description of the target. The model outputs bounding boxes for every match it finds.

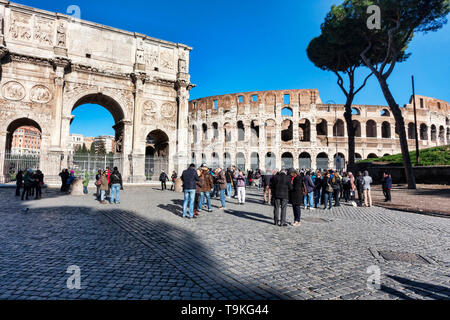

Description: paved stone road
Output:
[0,187,449,300]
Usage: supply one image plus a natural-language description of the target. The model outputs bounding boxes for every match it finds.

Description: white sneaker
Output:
[310,207,315,211]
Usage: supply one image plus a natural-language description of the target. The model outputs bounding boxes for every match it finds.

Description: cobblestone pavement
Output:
[0,187,449,300]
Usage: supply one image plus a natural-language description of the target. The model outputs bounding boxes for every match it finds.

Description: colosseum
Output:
[188,89,450,171]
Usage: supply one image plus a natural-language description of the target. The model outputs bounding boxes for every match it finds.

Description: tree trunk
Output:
[377,76,416,189]
[343,98,356,174]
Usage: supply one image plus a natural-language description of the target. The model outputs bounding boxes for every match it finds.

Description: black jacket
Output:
[289,175,304,205]
[109,170,123,188]
[271,173,293,200]
[181,167,199,190]
[159,172,169,182]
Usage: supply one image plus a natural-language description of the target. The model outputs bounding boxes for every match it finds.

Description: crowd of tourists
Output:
[15,169,45,201]
[179,163,392,226]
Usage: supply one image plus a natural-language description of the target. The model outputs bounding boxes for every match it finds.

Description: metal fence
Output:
[2,152,41,180]
[144,156,169,181]
[68,154,124,180]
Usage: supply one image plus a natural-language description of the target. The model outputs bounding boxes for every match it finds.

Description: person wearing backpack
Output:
[109,167,123,204]
[331,171,342,207]
[159,170,169,191]
[355,171,365,207]
[322,171,334,210]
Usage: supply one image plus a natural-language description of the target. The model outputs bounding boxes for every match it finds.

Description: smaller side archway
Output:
[299,152,311,169]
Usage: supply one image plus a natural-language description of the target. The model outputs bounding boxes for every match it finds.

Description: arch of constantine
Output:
[188,89,450,171]
[0,1,194,183]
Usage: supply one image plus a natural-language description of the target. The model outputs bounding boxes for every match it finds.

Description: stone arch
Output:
[366,120,377,138]
[5,117,43,153]
[334,153,345,170]
[408,123,416,139]
[223,152,232,169]
[250,152,260,170]
[316,119,328,136]
[236,152,246,171]
[298,152,311,169]
[439,126,445,144]
[352,107,361,115]
[224,122,232,142]
[447,128,450,142]
[212,152,219,168]
[367,153,378,159]
[333,119,345,137]
[431,125,437,141]
[212,122,219,140]
[281,107,293,117]
[145,129,169,181]
[316,152,329,170]
[250,120,260,144]
[420,124,428,140]
[281,120,293,142]
[202,123,208,141]
[382,121,391,138]
[352,120,361,137]
[237,121,245,141]
[446,117,450,126]
[281,152,294,169]
[299,119,311,141]
[355,153,362,161]
[192,124,198,143]
[381,109,390,117]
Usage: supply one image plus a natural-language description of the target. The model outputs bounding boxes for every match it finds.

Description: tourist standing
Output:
[342,172,351,202]
[356,171,365,207]
[99,171,109,204]
[232,166,239,198]
[363,171,373,207]
[109,167,123,204]
[348,172,356,202]
[170,170,177,191]
[159,170,169,191]
[15,170,23,197]
[83,171,89,195]
[271,169,292,226]
[263,170,273,205]
[225,168,234,198]
[34,170,44,200]
[331,170,342,207]
[198,165,214,213]
[303,171,315,210]
[313,171,322,208]
[289,170,303,227]
[382,172,392,202]
[215,168,227,210]
[181,164,200,219]
[322,171,334,210]
[95,169,102,200]
[236,171,247,205]
[59,169,69,192]
[21,169,34,201]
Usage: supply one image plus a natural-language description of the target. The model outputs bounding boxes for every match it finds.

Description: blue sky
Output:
[16,0,449,137]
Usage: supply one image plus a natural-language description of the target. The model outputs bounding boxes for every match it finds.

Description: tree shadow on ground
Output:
[0,194,285,300]
[381,275,450,300]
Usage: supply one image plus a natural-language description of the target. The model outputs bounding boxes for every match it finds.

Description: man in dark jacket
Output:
[271,169,293,227]
[159,170,169,191]
[109,167,123,204]
[355,171,365,207]
[181,164,200,219]
[382,172,392,202]
[289,170,304,227]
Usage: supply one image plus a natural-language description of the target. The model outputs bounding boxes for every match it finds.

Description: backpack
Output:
[325,179,333,193]
[357,176,364,188]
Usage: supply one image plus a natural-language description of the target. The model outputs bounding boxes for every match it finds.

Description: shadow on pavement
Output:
[381,275,450,300]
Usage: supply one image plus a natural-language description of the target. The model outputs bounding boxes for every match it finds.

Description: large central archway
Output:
[145,130,169,181]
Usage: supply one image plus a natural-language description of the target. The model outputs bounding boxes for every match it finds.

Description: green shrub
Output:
[357,146,450,166]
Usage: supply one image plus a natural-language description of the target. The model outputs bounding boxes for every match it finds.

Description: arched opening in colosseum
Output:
[223,153,232,169]
[202,123,208,141]
[420,124,428,140]
[299,119,311,142]
[202,153,207,165]
[316,153,329,170]
[192,125,198,144]
[316,119,328,136]
[382,122,391,138]
[265,152,276,171]
[352,120,362,137]
[281,152,294,169]
[281,107,293,117]
[355,153,362,162]
[333,119,345,137]
[191,153,196,166]
[384,154,391,157]
[212,123,219,140]
[381,109,390,117]
[145,130,169,181]
[224,123,232,143]
[4,118,42,173]
[251,121,260,144]
[408,123,416,139]
[446,117,450,126]
[439,126,445,144]
[236,153,245,171]
[447,128,450,142]
[367,153,378,159]
[431,125,437,141]
[334,153,345,170]
[212,152,219,168]
[237,121,245,141]
[366,120,377,138]
[281,120,293,142]
[352,108,361,115]
[265,120,276,146]
[299,152,311,169]
[250,153,260,170]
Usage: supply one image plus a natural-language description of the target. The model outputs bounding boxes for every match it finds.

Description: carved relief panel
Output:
[2,81,26,101]
[9,12,32,41]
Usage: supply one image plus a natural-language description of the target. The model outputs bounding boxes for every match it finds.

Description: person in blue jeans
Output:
[313,171,322,208]
[181,164,200,218]
[322,171,333,210]
[303,171,315,210]
[215,168,227,210]
[109,167,123,204]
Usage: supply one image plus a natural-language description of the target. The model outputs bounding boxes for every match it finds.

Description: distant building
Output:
[93,135,115,154]
[83,137,94,151]
[11,126,41,155]
[69,134,84,154]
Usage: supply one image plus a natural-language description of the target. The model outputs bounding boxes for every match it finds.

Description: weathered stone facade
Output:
[188,90,450,171]
[0,1,194,183]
